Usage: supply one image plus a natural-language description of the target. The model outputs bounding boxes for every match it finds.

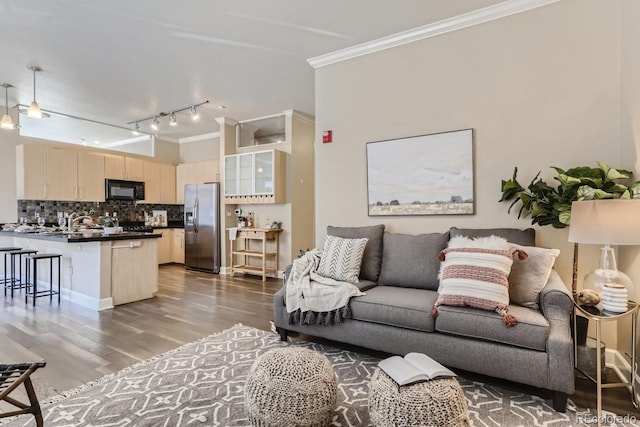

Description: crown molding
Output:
[307,0,562,69]
[215,116,238,126]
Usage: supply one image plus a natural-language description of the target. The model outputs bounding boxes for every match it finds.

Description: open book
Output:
[378,352,456,386]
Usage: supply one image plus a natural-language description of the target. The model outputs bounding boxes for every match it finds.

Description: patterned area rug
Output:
[0,324,633,426]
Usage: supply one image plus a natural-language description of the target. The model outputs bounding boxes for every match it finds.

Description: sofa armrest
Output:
[539,269,573,321]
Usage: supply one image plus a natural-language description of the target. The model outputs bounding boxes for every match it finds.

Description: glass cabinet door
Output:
[254,151,274,194]
[224,155,238,196]
[238,153,254,195]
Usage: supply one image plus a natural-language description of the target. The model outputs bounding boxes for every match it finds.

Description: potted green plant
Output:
[500,162,640,228]
[499,162,640,345]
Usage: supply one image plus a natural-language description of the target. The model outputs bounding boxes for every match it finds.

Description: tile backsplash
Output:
[17,200,184,225]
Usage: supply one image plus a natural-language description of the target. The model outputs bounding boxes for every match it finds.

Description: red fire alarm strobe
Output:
[322,130,332,143]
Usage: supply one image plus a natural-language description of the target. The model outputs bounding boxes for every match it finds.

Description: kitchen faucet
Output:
[67,212,92,230]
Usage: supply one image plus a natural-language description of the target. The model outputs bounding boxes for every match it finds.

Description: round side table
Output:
[573,298,639,427]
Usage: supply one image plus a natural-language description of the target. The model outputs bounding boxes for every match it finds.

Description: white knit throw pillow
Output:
[316,235,368,283]
[433,235,527,326]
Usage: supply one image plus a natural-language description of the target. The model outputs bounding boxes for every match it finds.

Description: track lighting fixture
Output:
[132,122,140,135]
[1,83,16,130]
[190,105,200,121]
[127,100,209,132]
[27,65,42,119]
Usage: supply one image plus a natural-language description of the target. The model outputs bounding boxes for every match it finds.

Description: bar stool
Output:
[8,249,38,298]
[25,254,62,306]
[0,247,22,296]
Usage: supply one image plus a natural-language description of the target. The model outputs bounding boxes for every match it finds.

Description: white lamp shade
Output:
[0,114,14,129]
[27,101,42,119]
[568,200,640,245]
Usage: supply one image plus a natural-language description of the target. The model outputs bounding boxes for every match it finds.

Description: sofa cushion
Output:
[317,235,368,283]
[449,227,535,246]
[378,232,448,290]
[434,236,525,326]
[327,224,385,282]
[350,286,438,332]
[434,304,549,351]
[509,245,560,309]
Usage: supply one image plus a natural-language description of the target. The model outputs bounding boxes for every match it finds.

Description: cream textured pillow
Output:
[508,245,560,309]
[317,235,368,283]
[433,235,527,326]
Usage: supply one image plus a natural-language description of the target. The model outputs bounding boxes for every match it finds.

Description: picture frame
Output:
[366,129,474,216]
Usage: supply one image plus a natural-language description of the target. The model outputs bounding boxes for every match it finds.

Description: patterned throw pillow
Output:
[433,235,527,327]
[316,235,369,283]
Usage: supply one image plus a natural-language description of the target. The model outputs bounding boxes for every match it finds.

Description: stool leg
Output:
[3,253,6,297]
[32,259,37,307]
[57,257,61,304]
[24,258,28,305]
[49,258,53,304]
[11,255,16,299]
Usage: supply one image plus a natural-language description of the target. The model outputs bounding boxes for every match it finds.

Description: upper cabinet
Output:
[104,154,144,181]
[16,145,105,202]
[223,150,286,204]
[143,161,176,204]
[176,160,219,204]
[77,151,106,201]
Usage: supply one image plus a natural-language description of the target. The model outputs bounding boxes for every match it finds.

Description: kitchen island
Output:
[0,230,160,311]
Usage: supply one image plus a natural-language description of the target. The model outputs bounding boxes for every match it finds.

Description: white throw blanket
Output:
[285,248,364,314]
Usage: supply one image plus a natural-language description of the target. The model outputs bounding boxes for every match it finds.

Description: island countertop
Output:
[0,230,160,311]
[0,230,161,243]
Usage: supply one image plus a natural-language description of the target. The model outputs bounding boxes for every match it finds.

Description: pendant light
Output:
[27,65,42,119]
[1,83,15,130]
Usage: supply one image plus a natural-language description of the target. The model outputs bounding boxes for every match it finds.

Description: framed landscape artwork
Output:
[366,129,474,216]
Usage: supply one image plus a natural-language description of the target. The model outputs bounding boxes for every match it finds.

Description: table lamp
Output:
[568,200,640,314]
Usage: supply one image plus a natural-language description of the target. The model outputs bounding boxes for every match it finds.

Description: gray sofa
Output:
[273,225,575,412]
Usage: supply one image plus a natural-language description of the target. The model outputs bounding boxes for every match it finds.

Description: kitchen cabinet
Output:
[77,151,106,202]
[223,150,285,204]
[16,145,105,201]
[45,149,78,201]
[176,160,219,204]
[160,163,176,204]
[172,229,185,264]
[154,229,172,264]
[143,161,176,204]
[104,154,144,181]
[16,145,47,199]
[111,238,158,305]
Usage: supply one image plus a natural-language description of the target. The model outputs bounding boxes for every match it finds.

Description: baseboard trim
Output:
[63,288,113,311]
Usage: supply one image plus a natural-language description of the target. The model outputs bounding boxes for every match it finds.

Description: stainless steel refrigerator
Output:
[184,183,221,273]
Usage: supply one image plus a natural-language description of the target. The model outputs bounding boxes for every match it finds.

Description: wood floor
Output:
[1,264,638,419]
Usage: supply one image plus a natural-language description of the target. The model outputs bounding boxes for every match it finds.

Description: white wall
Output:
[179,138,220,163]
[314,0,622,288]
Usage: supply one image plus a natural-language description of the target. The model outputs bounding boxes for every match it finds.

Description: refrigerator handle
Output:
[194,198,199,233]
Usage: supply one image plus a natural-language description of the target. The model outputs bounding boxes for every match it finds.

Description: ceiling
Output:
[0,0,503,146]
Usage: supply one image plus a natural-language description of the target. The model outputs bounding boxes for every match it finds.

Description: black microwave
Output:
[105,179,145,201]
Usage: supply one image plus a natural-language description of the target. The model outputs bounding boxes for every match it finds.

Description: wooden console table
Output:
[229,228,281,281]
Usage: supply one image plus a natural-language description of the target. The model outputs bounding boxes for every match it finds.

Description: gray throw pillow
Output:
[449,227,535,246]
[378,232,448,290]
[317,235,368,283]
[327,224,385,282]
[509,244,560,309]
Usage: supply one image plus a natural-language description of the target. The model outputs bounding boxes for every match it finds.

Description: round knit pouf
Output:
[244,347,337,427]
[368,368,469,427]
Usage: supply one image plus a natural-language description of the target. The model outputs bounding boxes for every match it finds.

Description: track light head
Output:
[169,112,177,127]
[190,105,200,121]
[150,116,159,131]
[132,122,140,135]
